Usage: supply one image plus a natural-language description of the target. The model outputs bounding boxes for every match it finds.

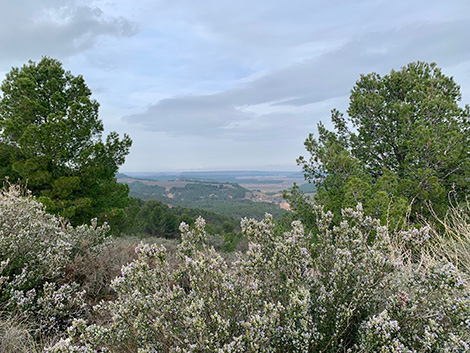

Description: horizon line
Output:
[120,169,303,174]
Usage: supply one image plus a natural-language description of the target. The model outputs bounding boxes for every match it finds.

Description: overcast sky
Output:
[1,0,469,172]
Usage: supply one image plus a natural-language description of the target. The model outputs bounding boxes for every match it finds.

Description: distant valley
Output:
[117,171,316,220]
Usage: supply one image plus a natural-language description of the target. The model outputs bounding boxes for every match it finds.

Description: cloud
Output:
[126,95,254,136]
[2,0,468,172]
[131,0,469,69]
[0,0,137,64]
[123,19,470,140]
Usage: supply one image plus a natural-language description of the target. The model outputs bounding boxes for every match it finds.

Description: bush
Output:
[63,237,139,304]
[0,184,109,336]
[358,262,470,351]
[49,206,470,352]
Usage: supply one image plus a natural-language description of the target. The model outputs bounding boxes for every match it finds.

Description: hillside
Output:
[118,174,288,219]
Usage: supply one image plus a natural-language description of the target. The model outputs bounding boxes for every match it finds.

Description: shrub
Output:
[0,184,109,336]
[64,237,139,304]
[49,205,470,352]
[49,215,315,352]
[307,204,398,351]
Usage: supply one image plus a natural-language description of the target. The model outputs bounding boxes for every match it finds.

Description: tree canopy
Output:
[295,62,470,227]
[0,57,132,226]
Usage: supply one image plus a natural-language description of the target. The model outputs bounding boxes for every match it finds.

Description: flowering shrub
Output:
[49,215,315,352]
[0,185,462,351]
[0,184,109,335]
[307,205,398,351]
[357,261,470,352]
[48,203,470,352]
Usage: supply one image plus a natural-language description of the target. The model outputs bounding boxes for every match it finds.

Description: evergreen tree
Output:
[295,62,470,227]
[0,57,132,226]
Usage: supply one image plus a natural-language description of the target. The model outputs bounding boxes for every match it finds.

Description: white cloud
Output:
[1,0,470,171]
[122,19,470,143]
[0,0,136,64]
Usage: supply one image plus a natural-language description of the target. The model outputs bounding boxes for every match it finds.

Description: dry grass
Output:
[434,203,470,270]
[65,236,182,304]
[388,199,470,294]
[0,316,38,353]
[65,237,139,303]
[427,200,470,291]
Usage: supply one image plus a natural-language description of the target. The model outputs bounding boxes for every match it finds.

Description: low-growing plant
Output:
[307,205,398,351]
[356,258,470,351]
[0,184,109,336]
[49,205,470,352]
[428,198,470,278]
[64,237,139,304]
[0,315,39,353]
[50,215,314,352]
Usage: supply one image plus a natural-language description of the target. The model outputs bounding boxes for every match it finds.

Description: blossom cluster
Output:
[49,204,469,351]
[1,185,468,351]
[0,184,109,335]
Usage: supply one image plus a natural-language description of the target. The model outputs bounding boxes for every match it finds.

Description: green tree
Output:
[295,62,470,227]
[0,57,132,226]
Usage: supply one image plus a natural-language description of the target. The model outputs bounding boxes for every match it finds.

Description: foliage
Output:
[127,181,166,199]
[169,182,247,201]
[183,198,286,220]
[126,180,248,202]
[119,197,241,248]
[49,206,469,352]
[0,184,109,336]
[281,183,317,233]
[0,57,132,227]
[296,182,317,193]
[132,199,182,238]
[295,62,470,227]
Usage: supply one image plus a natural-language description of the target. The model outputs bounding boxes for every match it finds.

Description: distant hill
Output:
[121,170,306,193]
[118,175,287,220]
[115,172,131,179]
[297,182,317,193]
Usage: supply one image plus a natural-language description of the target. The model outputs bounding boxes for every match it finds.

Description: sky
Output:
[0,0,469,172]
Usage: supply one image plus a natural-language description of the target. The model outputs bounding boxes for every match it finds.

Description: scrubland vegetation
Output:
[1,185,469,352]
[0,59,469,351]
